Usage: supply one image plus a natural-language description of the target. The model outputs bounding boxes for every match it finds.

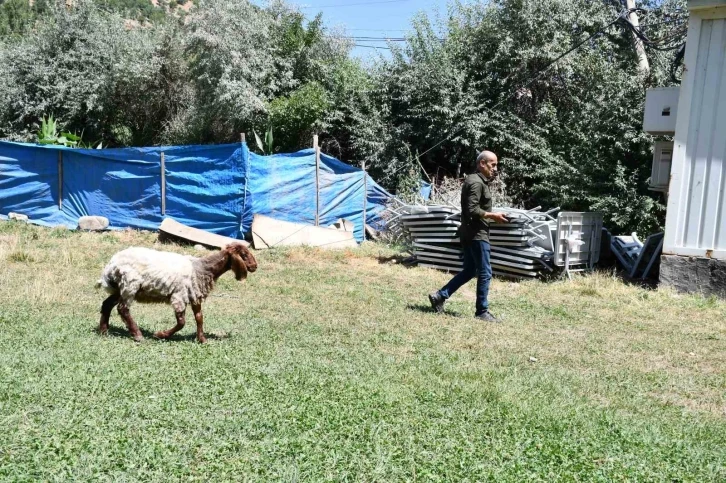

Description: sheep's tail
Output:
[96,273,118,293]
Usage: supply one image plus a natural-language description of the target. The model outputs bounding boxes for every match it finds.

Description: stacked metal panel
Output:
[403,207,464,272]
[401,206,557,279]
[489,210,556,279]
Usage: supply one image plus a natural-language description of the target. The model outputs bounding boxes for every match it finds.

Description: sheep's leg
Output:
[117,302,144,342]
[154,308,186,340]
[192,303,206,344]
[98,293,120,335]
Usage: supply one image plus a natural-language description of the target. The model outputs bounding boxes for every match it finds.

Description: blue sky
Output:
[284,0,451,59]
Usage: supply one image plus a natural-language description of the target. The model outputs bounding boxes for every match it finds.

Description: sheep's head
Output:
[225,243,257,281]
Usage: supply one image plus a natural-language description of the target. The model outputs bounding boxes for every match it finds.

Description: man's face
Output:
[479,154,498,179]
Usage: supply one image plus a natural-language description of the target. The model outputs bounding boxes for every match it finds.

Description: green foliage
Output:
[349,0,687,234]
[95,0,168,23]
[253,125,274,155]
[0,0,691,234]
[267,81,330,152]
[37,114,101,148]
[0,0,49,37]
[0,0,182,146]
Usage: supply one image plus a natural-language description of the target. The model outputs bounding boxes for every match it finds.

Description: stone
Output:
[8,212,28,222]
[660,254,726,299]
[78,216,109,231]
[194,244,206,251]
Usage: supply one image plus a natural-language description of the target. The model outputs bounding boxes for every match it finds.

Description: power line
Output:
[331,35,444,41]
[337,36,407,41]
[346,28,408,32]
[300,0,411,8]
[353,44,391,49]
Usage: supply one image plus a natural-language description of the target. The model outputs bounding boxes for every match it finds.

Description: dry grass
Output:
[0,221,725,480]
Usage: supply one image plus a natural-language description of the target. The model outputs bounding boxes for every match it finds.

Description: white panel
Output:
[650,141,673,190]
[683,19,716,247]
[643,87,680,133]
[664,15,726,259]
[703,20,726,249]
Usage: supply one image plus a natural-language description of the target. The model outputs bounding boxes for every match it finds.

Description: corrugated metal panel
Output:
[665,14,726,259]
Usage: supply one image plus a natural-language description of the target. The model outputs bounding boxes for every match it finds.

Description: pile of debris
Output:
[610,231,664,279]
[385,199,604,280]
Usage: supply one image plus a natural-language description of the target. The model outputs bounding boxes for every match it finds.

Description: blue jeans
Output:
[438,240,492,315]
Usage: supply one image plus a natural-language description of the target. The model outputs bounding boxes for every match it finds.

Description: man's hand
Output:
[485,212,509,224]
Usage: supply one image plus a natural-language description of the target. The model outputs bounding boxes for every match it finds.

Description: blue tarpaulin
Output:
[0,140,393,242]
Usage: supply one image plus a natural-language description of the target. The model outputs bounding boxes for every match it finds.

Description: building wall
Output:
[664,7,726,259]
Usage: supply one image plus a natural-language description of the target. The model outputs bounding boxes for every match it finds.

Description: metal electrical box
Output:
[649,141,673,192]
[643,87,679,134]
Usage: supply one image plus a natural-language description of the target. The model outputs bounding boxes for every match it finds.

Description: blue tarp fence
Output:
[0,140,395,243]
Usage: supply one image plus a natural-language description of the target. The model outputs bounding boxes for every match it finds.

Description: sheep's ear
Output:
[230,253,248,281]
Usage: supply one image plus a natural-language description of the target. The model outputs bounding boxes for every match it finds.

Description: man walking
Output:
[428,150,508,321]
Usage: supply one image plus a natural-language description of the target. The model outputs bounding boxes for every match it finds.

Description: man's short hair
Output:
[476,150,497,164]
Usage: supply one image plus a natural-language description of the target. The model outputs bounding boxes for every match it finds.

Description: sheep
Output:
[96,242,257,343]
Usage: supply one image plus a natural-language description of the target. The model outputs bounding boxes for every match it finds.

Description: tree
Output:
[351,0,687,234]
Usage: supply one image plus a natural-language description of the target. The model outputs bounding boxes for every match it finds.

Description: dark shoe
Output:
[475,311,501,323]
[428,291,445,313]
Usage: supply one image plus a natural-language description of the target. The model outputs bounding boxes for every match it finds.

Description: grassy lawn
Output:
[0,221,724,481]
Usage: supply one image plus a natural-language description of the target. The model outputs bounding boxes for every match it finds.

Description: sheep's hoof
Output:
[153,331,168,340]
[197,336,207,344]
[133,333,144,343]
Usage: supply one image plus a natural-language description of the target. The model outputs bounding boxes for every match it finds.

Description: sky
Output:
[275,0,451,60]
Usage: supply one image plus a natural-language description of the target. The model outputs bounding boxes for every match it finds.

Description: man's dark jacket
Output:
[458,172,492,244]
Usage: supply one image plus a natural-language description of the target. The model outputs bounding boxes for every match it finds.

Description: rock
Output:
[8,212,28,222]
[661,254,726,299]
[529,356,538,363]
[78,216,109,231]
[194,244,206,251]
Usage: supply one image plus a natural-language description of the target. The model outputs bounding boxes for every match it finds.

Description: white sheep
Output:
[97,242,257,343]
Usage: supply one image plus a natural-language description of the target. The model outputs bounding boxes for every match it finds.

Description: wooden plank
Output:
[159,218,249,249]
[251,214,356,250]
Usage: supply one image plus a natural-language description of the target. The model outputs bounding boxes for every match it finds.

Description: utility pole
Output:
[625,0,650,75]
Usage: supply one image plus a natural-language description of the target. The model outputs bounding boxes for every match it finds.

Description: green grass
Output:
[0,221,725,481]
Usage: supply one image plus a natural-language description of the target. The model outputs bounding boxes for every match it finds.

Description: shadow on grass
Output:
[100,325,230,342]
[376,254,417,266]
[406,303,465,318]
